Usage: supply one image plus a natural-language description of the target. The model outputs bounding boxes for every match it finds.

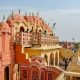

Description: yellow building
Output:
[59,48,80,80]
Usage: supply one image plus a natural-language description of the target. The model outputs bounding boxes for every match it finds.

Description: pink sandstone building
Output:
[0,11,64,80]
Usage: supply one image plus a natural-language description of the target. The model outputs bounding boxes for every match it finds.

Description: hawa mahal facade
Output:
[0,11,64,80]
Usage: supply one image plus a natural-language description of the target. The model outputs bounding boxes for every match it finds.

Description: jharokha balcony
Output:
[15,31,60,49]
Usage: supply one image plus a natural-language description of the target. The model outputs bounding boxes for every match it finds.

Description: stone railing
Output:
[15,32,59,47]
[41,34,59,45]
[15,32,33,47]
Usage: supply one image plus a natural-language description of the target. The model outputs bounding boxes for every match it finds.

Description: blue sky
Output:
[1,0,80,10]
[1,0,80,9]
[0,0,80,42]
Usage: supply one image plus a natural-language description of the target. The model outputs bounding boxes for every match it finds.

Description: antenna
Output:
[52,23,56,29]
[3,15,5,21]
[52,23,56,35]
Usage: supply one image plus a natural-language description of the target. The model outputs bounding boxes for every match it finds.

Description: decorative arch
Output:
[14,22,27,32]
[4,66,9,80]
[38,27,43,33]
[39,29,42,33]
[20,26,24,32]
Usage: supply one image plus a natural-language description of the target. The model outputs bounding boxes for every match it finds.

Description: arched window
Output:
[4,66,9,80]
[20,26,24,32]
[39,29,42,33]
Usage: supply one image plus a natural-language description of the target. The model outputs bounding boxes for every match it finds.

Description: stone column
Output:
[48,55,50,66]
[57,51,59,66]
[66,76,70,80]
[54,53,55,66]
[13,73,17,80]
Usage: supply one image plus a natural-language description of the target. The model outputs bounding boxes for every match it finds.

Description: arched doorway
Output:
[50,53,54,65]
[20,26,24,32]
[31,66,39,80]
[4,66,9,80]
[44,54,48,65]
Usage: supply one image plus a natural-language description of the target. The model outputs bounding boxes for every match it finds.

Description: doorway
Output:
[4,66,9,80]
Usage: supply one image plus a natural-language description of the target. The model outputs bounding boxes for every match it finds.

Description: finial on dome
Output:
[52,23,56,29]
[32,12,34,16]
[37,12,39,16]
[25,12,27,16]
[52,23,56,35]
[45,21,46,23]
[48,22,49,25]
[29,12,31,16]
[3,15,5,21]
[43,19,44,22]
[40,17,42,20]
[12,10,14,17]
[19,9,20,14]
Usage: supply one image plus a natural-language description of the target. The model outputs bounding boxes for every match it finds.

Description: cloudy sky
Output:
[0,0,80,42]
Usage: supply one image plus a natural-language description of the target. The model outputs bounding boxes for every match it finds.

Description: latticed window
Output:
[23,70,27,79]
[32,71,39,80]
[41,71,45,80]
[48,73,53,80]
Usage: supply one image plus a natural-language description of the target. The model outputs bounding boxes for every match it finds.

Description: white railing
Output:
[55,66,80,77]
[64,71,80,77]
